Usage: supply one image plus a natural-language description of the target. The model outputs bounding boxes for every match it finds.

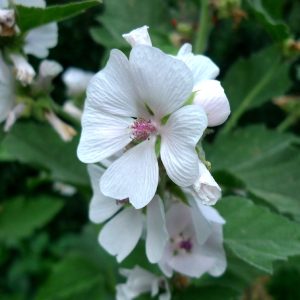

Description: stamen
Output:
[131,118,156,142]
[179,239,193,252]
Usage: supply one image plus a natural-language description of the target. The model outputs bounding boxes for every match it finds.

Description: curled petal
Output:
[123,25,152,47]
[193,80,230,127]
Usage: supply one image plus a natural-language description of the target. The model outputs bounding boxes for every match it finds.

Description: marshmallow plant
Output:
[80,26,230,300]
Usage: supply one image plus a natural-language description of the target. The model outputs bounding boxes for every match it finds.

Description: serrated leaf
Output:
[248,0,290,41]
[16,0,101,32]
[217,196,300,273]
[208,126,300,220]
[0,196,63,242]
[35,255,104,300]
[0,122,89,186]
[223,46,292,115]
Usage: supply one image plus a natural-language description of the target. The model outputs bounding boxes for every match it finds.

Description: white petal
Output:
[87,164,120,223]
[63,67,94,96]
[146,195,168,263]
[100,139,159,209]
[123,25,152,47]
[177,43,220,86]
[202,225,227,277]
[193,80,230,127]
[169,248,215,277]
[0,54,14,122]
[24,23,58,58]
[77,109,132,163]
[87,49,144,118]
[198,203,225,225]
[160,105,207,187]
[99,208,143,262]
[189,195,212,245]
[130,45,193,119]
[192,161,222,205]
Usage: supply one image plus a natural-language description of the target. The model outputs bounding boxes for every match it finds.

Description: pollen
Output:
[131,118,156,142]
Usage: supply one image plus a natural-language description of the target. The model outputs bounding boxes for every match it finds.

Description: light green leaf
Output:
[217,196,300,273]
[16,0,101,32]
[0,196,63,242]
[247,0,290,41]
[0,122,89,186]
[222,46,292,133]
[209,126,300,220]
[35,255,104,300]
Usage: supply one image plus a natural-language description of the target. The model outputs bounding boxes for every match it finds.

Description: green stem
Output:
[277,114,298,133]
[221,62,278,135]
[194,0,211,53]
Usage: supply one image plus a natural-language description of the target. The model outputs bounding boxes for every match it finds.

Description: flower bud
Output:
[0,9,16,37]
[122,25,152,47]
[10,54,36,86]
[193,80,230,127]
[39,60,62,80]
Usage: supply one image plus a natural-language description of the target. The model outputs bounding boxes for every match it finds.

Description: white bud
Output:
[45,111,77,142]
[122,25,152,47]
[63,101,82,121]
[39,59,62,79]
[10,54,36,86]
[62,67,94,97]
[0,9,15,27]
[193,80,230,127]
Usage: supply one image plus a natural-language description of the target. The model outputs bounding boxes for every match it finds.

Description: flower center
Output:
[172,234,193,255]
[131,118,156,142]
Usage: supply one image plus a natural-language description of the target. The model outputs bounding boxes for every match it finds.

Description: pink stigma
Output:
[131,118,156,141]
[179,239,193,252]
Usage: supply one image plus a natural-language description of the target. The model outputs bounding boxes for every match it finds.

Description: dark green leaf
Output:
[0,196,63,242]
[16,0,101,32]
[247,0,290,41]
[209,126,300,220]
[35,255,104,300]
[0,122,89,186]
[217,196,300,273]
[223,46,292,114]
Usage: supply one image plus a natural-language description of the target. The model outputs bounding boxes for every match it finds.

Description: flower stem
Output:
[221,62,277,135]
[277,114,298,133]
[194,0,211,53]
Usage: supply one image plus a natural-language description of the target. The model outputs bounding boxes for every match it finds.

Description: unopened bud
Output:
[0,9,16,37]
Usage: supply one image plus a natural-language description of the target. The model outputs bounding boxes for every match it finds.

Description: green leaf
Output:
[209,126,300,220]
[222,46,292,133]
[35,255,104,300]
[247,0,290,41]
[217,196,300,273]
[16,0,102,32]
[0,122,89,186]
[91,0,170,48]
[0,196,63,242]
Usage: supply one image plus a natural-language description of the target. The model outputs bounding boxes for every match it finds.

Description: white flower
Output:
[158,198,226,278]
[10,54,36,85]
[0,53,14,123]
[187,160,221,206]
[123,25,152,47]
[116,266,170,300]
[62,67,94,97]
[78,45,207,209]
[124,26,230,127]
[88,164,168,263]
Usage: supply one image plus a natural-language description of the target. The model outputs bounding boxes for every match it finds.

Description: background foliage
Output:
[1,0,300,299]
